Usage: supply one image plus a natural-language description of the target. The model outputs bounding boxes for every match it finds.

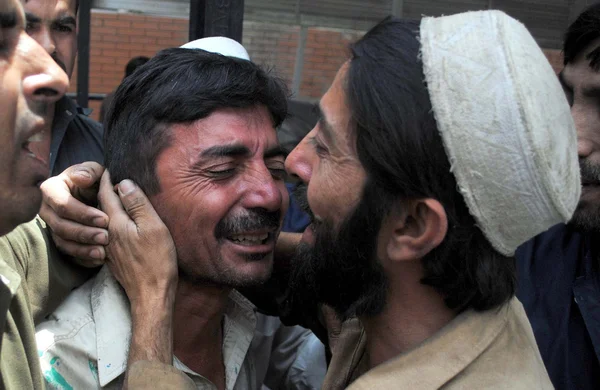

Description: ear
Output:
[385,199,448,263]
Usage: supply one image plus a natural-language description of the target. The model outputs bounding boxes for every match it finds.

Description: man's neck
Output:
[361,278,457,370]
[172,279,231,386]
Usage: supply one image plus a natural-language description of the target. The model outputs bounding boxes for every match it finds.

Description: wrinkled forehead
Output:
[168,106,279,150]
[23,0,76,17]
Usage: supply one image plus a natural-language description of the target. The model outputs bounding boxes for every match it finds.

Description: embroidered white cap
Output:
[420,11,580,255]
[180,36,250,60]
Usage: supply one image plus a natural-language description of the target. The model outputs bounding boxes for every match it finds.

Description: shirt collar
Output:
[345,299,514,389]
[91,266,257,388]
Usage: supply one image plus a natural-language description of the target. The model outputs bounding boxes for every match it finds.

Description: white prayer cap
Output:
[180,36,250,60]
[420,11,579,255]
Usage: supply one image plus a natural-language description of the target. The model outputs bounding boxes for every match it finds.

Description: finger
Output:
[45,212,108,245]
[61,161,105,191]
[51,234,107,267]
[117,180,162,227]
[41,183,109,228]
[98,171,127,220]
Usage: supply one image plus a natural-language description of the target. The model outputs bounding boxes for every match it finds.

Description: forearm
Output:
[124,292,175,388]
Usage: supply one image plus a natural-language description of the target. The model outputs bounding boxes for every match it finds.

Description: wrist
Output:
[130,285,176,319]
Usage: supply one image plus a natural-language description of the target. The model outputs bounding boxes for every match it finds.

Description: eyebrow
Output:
[0,11,18,28]
[264,145,287,159]
[54,15,76,26]
[201,144,250,159]
[314,103,336,146]
[24,12,40,23]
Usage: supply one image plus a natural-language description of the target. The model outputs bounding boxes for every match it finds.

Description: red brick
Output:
[104,20,131,29]
[96,56,116,64]
[145,30,170,38]
[130,36,158,44]
[95,13,119,20]
[103,34,127,43]
[117,28,149,37]
[159,23,183,31]
[93,42,117,49]
[91,27,117,35]
[131,21,158,30]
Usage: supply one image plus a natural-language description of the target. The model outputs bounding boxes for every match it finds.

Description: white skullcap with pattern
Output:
[420,10,580,255]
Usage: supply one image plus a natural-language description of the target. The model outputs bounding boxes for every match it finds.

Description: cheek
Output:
[308,163,358,219]
[56,37,76,59]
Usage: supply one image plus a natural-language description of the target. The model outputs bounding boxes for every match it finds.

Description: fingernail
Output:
[90,248,103,259]
[74,170,92,180]
[119,180,135,195]
[93,216,107,227]
[94,232,108,245]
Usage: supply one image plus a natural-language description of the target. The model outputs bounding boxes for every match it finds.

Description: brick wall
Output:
[75,10,564,122]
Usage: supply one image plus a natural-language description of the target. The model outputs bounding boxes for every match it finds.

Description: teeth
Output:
[230,233,269,243]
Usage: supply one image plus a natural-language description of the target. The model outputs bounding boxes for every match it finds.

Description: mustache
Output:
[580,159,600,184]
[292,183,315,221]
[214,209,281,238]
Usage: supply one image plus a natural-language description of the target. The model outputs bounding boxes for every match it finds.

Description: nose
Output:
[21,33,68,104]
[285,129,315,185]
[243,167,284,213]
[572,105,597,160]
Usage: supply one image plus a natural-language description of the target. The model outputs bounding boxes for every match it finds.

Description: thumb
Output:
[66,162,105,189]
[117,180,160,227]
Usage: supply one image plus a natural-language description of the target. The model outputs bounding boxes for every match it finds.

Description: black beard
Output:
[288,181,389,321]
[570,159,600,232]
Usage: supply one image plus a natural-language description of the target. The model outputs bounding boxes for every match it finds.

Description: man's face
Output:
[23,0,77,78]
[285,63,367,242]
[151,106,288,288]
[285,63,389,319]
[0,0,68,236]
[561,37,600,231]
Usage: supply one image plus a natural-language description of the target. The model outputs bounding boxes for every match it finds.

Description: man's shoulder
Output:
[451,300,553,389]
[0,218,49,276]
[36,277,101,389]
[516,223,584,266]
[73,110,103,135]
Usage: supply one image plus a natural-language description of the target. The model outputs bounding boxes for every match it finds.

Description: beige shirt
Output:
[36,265,325,389]
[323,298,553,390]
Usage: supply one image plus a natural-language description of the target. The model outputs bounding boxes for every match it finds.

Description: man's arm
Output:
[97,172,194,389]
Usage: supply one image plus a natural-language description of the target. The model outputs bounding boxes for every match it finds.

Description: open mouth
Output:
[21,130,48,166]
[227,232,273,246]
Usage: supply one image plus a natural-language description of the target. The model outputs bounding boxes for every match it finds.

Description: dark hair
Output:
[563,3,600,70]
[346,16,515,312]
[104,48,288,195]
[124,56,150,78]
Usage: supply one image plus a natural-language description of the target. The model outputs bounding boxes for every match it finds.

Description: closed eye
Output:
[308,136,328,156]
